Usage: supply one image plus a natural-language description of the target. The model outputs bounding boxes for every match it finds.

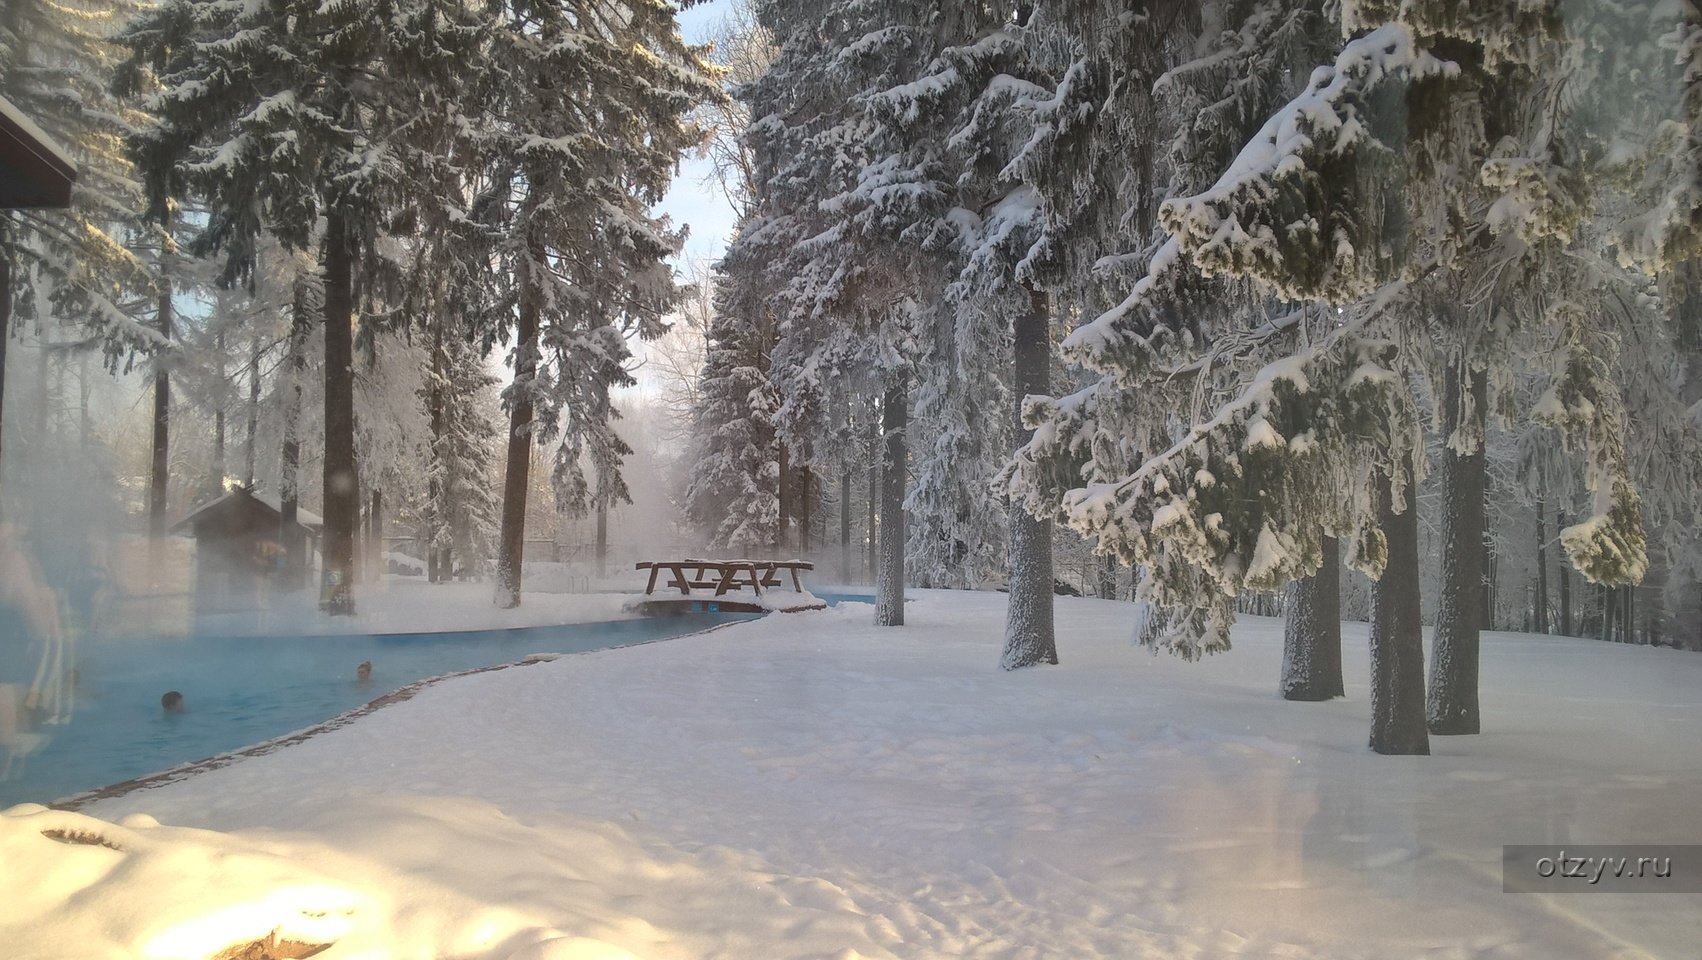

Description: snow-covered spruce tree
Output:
[990,0,1338,672]
[480,0,713,608]
[423,312,501,581]
[119,0,484,613]
[741,0,939,626]
[683,277,781,554]
[859,9,1087,662]
[990,22,1476,753]
[1,0,153,491]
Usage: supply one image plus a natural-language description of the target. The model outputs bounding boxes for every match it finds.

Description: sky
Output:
[654,0,741,269]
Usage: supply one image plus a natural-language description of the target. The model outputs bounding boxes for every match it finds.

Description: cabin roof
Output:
[0,95,76,210]
[171,487,324,535]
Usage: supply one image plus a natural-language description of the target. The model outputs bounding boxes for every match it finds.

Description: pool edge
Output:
[46,617,753,812]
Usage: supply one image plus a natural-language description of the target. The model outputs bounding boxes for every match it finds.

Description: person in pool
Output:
[356,661,372,682]
[161,691,184,713]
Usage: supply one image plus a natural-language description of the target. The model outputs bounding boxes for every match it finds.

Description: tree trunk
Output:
[320,206,359,615]
[211,331,227,494]
[1096,553,1117,600]
[595,501,608,579]
[866,405,878,584]
[426,316,446,584]
[495,234,543,608]
[1282,534,1344,700]
[1600,583,1615,643]
[1428,363,1485,735]
[1370,454,1430,755]
[370,487,383,582]
[1558,509,1572,636]
[149,247,172,544]
[875,373,907,627]
[1002,286,1056,668]
[279,274,311,591]
[776,441,790,552]
[244,336,260,488]
[1534,499,1549,633]
[798,468,812,554]
[839,463,851,582]
[78,351,90,451]
[1480,477,1496,630]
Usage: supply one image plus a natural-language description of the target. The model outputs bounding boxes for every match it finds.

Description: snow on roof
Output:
[171,488,324,533]
[0,94,75,173]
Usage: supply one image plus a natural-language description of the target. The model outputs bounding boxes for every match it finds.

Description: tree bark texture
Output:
[1370,455,1430,755]
[1282,534,1344,700]
[1428,363,1485,735]
[875,374,907,627]
[1534,499,1549,634]
[839,464,851,582]
[1002,286,1056,668]
[495,234,543,609]
[279,274,311,590]
[319,206,359,615]
[866,405,878,584]
[149,250,172,542]
[244,336,260,488]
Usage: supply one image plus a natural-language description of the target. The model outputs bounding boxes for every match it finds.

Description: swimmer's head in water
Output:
[356,661,372,681]
[161,691,184,713]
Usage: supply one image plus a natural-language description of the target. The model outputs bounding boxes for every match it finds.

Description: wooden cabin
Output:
[172,488,322,614]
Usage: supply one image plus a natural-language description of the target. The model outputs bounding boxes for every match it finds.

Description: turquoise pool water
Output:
[0,614,757,808]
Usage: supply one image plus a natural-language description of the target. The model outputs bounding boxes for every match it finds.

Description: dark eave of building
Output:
[0,94,77,210]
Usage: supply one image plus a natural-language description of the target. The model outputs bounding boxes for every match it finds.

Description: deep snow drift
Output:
[5,591,1699,959]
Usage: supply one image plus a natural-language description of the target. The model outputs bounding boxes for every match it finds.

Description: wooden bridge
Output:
[628,559,825,615]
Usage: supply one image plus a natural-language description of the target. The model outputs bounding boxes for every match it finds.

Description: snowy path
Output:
[10,591,1699,958]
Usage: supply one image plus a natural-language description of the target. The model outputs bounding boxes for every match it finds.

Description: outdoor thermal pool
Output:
[0,613,765,808]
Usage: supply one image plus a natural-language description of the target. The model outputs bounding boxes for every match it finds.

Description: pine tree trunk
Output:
[370,488,383,582]
[1096,553,1117,600]
[320,206,359,615]
[799,468,812,554]
[1370,454,1430,755]
[149,252,172,544]
[595,501,607,578]
[1558,509,1572,636]
[427,317,447,584]
[1480,476,1495,631]
[866,405,878,584]
[244,336,260,488]
[78,352,90,451]
[875,374,907,627]
[1282,534,1343,700]
[1534,499,1549,633]
[279,274,311,591]
[839,464,851,582]
[1428,363,1485,735]
[1002,286,1056,668]
[1600,583,1615,643]
[495,234,543,609]
[211,331,227,493]
[776,441,790,552]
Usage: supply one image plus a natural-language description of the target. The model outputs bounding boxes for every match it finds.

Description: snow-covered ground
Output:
[6,590,1700,959]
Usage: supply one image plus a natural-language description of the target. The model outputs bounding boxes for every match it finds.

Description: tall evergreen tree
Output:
[119,0,485,613]
[2,0,152,496]
[482,0,713,608]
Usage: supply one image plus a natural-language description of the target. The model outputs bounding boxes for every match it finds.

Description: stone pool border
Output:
[50,618,751,811]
